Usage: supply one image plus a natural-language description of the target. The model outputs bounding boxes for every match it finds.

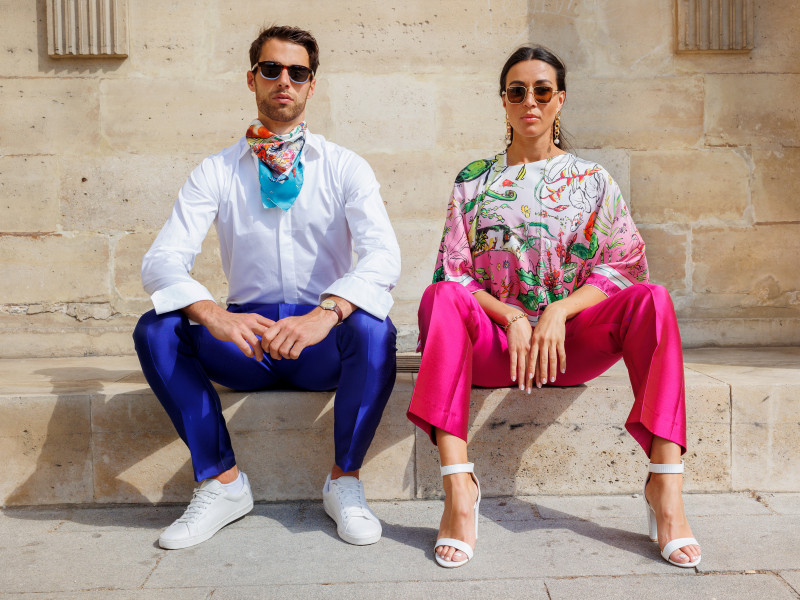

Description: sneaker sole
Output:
[323,500,381,546]
[159,499,254,550]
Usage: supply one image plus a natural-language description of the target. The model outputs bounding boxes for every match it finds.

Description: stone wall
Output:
[1,0,798,358]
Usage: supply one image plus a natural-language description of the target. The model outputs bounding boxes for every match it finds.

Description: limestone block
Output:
[0,0,41,75]
[637,226,688,292]
[326,73,436,155]
[92,431,195,503]
[390,218,441,304]
[415,366,730,497]
[678,318,800,348]
[389,299,422,352]
[565,77,704,150]
[210,1,527,76]
[435,73,506,152]
[0,78,100,154]
[304,77,333,140]
[752,148,800,223]
[100,79,252,154]
[362,149,478,222]
[705,75,800,147]
[575,148,630,203]
[530,0,675,79]
[124,0,214,77]
[692,225,800,299]
[0,395,93,505]
[0,156,60,233]
[630,150,749,225]
[114,230,228,304]
[0,233,110,304]
[684,349,800,491]
[0,318,138,359]
[60,154,204,231]
[0,354,144,396]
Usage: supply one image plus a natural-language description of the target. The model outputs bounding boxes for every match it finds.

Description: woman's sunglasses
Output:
[503,84,560,104]
[251,61,314,84]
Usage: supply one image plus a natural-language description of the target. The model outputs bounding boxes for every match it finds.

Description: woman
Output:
[407,46,701,569]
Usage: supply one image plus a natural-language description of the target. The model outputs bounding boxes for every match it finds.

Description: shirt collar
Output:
[238,128,321,161]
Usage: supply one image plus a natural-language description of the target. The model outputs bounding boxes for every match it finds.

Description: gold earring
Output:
[553,111,561,146]
[505,114,512,146]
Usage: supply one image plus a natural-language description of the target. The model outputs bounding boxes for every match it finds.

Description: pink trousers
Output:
[407,281,687,456]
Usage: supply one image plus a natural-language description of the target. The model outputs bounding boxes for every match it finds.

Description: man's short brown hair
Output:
[249,25,319,76]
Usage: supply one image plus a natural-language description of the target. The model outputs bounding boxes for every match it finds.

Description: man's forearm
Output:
[181,299,225,327]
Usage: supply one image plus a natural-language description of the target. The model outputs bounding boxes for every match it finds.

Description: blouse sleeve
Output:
[432,180,484,293]
[583,174,649,297]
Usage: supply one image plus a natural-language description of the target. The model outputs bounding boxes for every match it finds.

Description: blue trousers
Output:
[133,303,397,482]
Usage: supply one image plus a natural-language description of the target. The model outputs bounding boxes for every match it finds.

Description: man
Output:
[133,25,400,550]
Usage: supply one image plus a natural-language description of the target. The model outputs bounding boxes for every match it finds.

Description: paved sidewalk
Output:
[2,492,799,599]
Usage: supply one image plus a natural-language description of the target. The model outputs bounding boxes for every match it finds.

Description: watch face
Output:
[320,299,337,310]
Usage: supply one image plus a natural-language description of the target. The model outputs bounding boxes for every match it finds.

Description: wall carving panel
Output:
[675,0,754,53]
[46,0,128,58]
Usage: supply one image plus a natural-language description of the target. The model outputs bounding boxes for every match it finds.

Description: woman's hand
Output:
[505,314,534,390]
[527,303,568,390]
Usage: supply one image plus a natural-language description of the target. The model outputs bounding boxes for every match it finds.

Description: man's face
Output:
[247,38,316,130]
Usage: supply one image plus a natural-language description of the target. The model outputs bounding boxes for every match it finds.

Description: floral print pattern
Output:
[433,152,648,320]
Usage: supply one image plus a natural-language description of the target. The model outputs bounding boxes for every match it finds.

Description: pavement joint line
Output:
[776,572,800,598]
[138,551,166,590]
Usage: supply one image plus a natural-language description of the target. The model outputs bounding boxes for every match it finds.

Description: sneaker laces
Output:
[175,486,221,524]
[333,479,370,520]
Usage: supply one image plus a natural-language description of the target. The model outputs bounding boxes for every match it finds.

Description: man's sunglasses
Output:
[503,85,560,104]
[251,61,314,84]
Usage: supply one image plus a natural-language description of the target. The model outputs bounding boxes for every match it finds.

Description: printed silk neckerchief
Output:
[246,120,306,211]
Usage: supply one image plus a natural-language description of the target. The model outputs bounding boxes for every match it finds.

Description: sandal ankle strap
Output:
[441,462,474,476]
[648,461,684,474]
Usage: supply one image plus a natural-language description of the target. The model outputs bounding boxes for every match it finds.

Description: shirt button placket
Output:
[278,205,298,304]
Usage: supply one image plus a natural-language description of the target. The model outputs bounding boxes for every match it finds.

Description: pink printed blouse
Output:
[434,151,649,321]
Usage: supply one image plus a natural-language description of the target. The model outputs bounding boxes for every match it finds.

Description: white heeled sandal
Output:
[434,462,481,568]
[644,461,701,568]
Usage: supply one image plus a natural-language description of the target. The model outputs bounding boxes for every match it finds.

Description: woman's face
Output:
[502,59,565,144]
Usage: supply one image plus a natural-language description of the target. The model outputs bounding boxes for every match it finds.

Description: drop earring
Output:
[505,114,512,146]
[553,111,561,146]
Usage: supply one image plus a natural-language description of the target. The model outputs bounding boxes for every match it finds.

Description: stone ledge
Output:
[0,348,798,506]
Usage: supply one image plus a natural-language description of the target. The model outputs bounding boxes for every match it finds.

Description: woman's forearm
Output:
[473,290,526,328]
[544,284,608,321]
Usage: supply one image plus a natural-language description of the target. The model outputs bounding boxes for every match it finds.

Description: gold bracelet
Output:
[504,312,526,332]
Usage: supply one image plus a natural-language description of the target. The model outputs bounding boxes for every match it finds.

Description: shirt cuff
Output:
[585,266,633,298]
[150,281,216,314]
[321,276,394,321]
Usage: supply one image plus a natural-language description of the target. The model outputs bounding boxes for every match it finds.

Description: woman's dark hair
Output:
[499,45,571,150]
[249,25,320,76]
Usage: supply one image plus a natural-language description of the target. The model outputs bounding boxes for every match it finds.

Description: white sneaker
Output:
[322,475,382,545]
[159,472,254,549]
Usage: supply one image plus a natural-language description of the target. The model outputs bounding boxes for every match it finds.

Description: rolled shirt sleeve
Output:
[321,153,401,320]
[141,158,221,314]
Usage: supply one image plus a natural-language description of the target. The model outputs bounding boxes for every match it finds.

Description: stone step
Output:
[1,348,798,506]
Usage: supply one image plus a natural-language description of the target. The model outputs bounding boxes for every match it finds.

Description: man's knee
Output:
[133,309,183,353]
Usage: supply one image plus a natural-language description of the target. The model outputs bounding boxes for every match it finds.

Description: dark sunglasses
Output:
[251,61,314,84]
[503,84,559,104]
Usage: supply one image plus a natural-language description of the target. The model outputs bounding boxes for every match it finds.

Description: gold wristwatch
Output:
[319,298,344,325]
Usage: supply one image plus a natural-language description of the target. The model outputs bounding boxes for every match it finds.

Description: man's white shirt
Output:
[142,131,401,320]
